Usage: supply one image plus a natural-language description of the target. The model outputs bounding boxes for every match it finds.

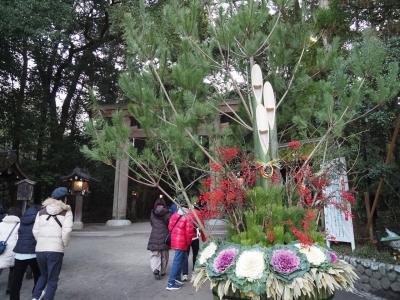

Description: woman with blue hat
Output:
[31,187,73,300]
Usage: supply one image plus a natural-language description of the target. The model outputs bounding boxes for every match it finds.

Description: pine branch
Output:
[226,65,253,121]
[172,162,210,240]
[109,162,155,187]
[186,37,222,68]
[150,62,178,115]
[206,6,253,120]
[208,101,253,131]
[183,163,210,174]
[277,45,306,108]
[254,12,282,56]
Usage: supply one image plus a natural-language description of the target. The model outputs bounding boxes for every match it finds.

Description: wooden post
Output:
[73,194,83,230]
[364,191,374,242]
[106,156,131,226]
[107,116,132,226]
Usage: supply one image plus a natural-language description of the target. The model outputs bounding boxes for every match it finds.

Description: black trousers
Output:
[191,238,200,269]
[10,258,41,300]
[182,238,200,275]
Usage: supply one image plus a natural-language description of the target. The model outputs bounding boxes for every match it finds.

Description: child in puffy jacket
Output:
[166,207,194,291]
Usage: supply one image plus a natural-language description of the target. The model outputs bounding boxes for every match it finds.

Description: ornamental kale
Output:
[271,250,300,274]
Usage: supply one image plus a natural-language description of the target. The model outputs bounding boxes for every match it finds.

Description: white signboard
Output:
[323,157,356,251]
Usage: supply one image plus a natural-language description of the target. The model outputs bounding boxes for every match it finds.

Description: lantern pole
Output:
[73,190,84,230]
[62,167,97,230]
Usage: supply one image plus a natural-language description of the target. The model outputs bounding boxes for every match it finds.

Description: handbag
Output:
[0,222,19,255]
[165,215,182,247]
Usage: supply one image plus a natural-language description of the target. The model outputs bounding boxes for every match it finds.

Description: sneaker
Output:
[154,270,161,280]
[166,283,182,291]
[175,279,184,287]
[182,274,188,282]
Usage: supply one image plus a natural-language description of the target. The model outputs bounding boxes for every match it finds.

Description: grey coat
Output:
[147,204,171,251]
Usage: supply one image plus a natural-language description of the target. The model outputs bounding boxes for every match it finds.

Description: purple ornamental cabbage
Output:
[271,250,301,274]
[213,248,239,273]
[328,251,338,263]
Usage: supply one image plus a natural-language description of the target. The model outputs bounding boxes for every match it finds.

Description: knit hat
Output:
[51,187,69,200]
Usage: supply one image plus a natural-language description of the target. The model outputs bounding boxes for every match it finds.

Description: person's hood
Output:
[20,205,41,225]
[153,205,168,217]
[42,198,71,215]
[2,215,20,223]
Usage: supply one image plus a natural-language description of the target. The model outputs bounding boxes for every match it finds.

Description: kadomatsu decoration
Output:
[192,243,358,300]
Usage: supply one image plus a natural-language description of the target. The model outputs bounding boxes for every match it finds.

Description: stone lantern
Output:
[61,167,97,230]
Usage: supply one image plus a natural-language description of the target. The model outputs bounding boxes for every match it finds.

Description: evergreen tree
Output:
[84,0,399,228]
[0,0,123,198]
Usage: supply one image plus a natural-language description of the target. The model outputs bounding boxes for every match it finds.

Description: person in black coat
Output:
[9,204,41,300]
[147,197,171,280]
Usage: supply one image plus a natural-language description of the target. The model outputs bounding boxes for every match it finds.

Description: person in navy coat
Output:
[10,204,41,300]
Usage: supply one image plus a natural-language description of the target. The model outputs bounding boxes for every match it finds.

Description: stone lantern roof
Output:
[61,167,98,182]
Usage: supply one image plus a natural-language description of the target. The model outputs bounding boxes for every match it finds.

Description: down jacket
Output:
[147,200,171,251]
[33,198,73,253]
[14,205,41,254]
[0,215,20,268]
[168,210,194,251]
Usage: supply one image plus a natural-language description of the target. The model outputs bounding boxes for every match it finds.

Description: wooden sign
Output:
[16,179,36,201]
[323,158,355,250]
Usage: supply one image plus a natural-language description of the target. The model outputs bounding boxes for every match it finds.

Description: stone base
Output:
[342,255,400,299]
[106,219,132,226]
[73,221,84,230]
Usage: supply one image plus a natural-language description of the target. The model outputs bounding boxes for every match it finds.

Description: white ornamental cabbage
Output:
[235,250,265,281]
[295,244,327,266]
[199,242,218,265]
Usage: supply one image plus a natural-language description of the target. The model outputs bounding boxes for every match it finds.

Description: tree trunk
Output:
[12,40,28,157]
[58,66,84,138]
[364,192,375,241]
[70,96,82,138]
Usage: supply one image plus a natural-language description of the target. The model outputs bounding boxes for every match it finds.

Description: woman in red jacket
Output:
[166,207,194,291]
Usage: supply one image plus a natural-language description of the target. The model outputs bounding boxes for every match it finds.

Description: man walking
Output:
[32,187,73,300]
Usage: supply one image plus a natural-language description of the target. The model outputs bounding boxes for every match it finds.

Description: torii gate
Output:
[99,101,240,226]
